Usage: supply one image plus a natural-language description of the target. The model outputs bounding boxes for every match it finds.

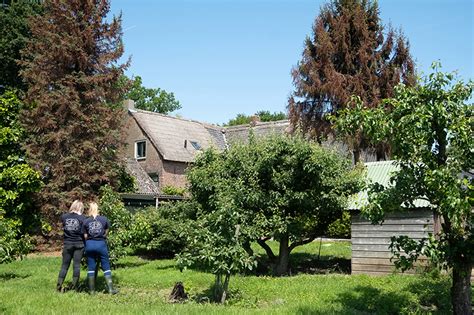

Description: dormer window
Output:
[190,141,201,150]
[135,140,146,160]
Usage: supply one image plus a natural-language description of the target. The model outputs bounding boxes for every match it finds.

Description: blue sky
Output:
[111,0,473,124]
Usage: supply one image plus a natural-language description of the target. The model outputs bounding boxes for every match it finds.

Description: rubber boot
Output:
[104,275,118,295]
[88,276,96,295]
[56,277,65,292]
[70,276,79,291]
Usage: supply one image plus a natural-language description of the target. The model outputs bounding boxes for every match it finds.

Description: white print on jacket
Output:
[65,218,80,231]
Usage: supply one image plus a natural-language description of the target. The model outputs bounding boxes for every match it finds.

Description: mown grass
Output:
[0,241,452,314]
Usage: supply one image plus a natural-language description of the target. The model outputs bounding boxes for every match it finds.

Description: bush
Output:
[129,201,198,257]
[160,185,186,196]
[99,185,133,264]
[0,217,33,264]
[98,185,197,261]
[327,211,351,239]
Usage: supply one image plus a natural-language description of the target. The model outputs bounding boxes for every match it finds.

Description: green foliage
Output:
[116,166,137,193]
[99,186,197,261]
[334,64,473,313]
[224,110,287,126]
[184,134,364,279]
[0,91,41,263]
[160,185,187,196]
[0,0,42,90]
[125,75,181,114]
[0,217,33,264]
[327,211,351,239]
[99,185,133,263]
[129,201,197,256]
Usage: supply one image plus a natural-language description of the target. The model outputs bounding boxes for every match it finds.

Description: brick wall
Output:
[162,160,189,188]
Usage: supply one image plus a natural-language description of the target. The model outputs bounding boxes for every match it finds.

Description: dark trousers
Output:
[85,239,112,277]
[58,243,84,279]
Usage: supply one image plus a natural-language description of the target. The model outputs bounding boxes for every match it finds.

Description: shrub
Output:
[0,217,33,264]
[327,211,351,239]
[99,185,133,263]
[161,185,187,196]
[129,201,198,257]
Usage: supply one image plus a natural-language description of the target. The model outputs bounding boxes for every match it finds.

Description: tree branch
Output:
[289,237,316,252]
[257,237,276,261]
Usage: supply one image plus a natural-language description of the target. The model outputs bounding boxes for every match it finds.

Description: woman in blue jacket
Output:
[82,202,118,294]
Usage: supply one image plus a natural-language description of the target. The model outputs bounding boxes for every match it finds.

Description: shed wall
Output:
[351,210,434,275]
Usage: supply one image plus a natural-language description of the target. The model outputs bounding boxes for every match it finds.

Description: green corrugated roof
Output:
[348,160,430,210]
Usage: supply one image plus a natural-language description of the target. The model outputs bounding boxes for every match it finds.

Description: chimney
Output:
[250,115,260,127]
[123,99,135,111]
[184,139,187,148]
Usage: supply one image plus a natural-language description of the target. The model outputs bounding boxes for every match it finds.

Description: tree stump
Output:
[169,282,188,302]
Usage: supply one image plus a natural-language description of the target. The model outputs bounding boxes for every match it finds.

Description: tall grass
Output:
[0,241,452,314]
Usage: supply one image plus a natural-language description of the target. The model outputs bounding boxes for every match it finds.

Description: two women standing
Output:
[57,200,118,294]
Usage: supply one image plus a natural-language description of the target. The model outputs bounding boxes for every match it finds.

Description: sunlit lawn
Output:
[0,241,452,314]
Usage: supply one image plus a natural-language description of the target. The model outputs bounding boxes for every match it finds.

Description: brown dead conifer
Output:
[20,0,128,222]
[289,0,415,162]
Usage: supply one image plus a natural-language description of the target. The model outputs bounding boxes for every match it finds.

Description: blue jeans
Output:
[85,240,112,277]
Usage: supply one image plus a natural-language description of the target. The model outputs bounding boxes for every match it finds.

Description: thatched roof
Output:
[129,109,226,163]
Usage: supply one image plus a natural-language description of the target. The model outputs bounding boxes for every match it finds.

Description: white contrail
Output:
[124,25,137,32]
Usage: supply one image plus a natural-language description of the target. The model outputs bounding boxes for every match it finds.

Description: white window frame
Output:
[135,140,146,160]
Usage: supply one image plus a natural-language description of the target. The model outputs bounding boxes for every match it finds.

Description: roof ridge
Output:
[224,119,290,130]
[131,109,223,131]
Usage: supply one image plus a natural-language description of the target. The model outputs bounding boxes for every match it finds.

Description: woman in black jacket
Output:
[56,200,85,292]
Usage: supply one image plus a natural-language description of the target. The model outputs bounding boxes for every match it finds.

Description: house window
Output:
[135,140,146,159]
[148,172,159,183]
[190,141,201,150]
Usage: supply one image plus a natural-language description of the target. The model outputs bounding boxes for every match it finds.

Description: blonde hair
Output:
[69,200,84,215]
[88,202,99,218]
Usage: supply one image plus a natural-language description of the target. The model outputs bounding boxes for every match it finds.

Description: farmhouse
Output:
[123,100,305,193]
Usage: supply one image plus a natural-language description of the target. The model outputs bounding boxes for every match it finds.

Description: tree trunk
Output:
[353,149,361,164]
[451,262,472,315]
[274,233,290,276]
[220,273,230,304]
[213,273,231,304]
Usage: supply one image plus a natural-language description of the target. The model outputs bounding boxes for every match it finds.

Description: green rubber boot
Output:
[105,275,118,295]
[88,276,96,295]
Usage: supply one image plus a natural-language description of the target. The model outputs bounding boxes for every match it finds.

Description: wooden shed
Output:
[349,161,473,280]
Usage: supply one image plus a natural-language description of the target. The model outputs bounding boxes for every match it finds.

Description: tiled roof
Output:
[130,109,226,163]
[125,158,159,194]
[224,120,291,145]
[348,160,430,210]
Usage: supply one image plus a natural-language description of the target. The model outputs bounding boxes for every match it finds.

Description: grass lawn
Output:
[0,241,452,314]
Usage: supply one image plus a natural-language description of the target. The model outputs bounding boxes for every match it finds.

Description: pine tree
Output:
[20,0,128,220]
[289,0,415,162]
[0,0,42,90]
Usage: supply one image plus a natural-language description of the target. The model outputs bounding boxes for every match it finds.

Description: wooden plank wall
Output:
[351,210,434,276]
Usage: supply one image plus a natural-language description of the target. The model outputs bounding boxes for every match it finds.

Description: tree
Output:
[20,0,128,222]
[289,0,415,162]
[0,0,42,90]
[335,65,473,315]
[0,90,42,263]
[224,110,287,126]
[185,134,364,276]
[124,75,181,114]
